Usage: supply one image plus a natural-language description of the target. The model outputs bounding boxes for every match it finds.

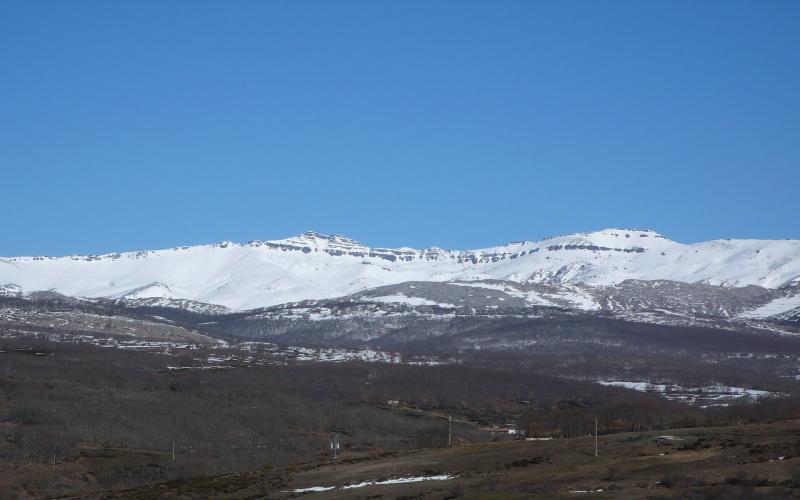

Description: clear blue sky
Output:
[2,0,798,256]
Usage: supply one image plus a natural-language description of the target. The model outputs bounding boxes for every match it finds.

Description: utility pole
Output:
[448,416,452,447]
[594,418,598,457]
[172,440,175,461]
[52,451,56,472]
[331,432,340,461]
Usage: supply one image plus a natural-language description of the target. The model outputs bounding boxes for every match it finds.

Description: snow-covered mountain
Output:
[2,229,799,314]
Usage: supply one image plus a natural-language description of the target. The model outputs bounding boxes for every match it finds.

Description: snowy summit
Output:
[1,228,799,311]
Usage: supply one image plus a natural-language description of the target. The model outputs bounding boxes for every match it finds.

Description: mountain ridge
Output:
[3,227,670,260]
[2,228,799,312]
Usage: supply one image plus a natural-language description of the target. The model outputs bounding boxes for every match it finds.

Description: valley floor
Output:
[72,420,800,499]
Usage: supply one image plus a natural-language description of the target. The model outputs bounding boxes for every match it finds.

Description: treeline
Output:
[520,395,800,439]
[3,314,800,497]
[0,337,706,495]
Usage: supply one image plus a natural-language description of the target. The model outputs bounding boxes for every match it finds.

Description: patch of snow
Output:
[284,475,456,494]
[739,294,800,319]
[366,294,456,307]
[597,380,782,406]
[291,486,336,493]
[343,475,457,489]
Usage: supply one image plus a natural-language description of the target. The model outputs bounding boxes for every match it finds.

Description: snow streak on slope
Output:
[739,293,800,320]
[1,229,799,310]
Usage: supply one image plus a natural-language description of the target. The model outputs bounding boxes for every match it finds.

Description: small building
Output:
[654,435,684,446]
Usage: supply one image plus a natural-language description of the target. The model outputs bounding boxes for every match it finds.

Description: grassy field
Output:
[68,420,800,499]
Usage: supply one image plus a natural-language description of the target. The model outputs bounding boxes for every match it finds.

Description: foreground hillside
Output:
[78,420,800,499]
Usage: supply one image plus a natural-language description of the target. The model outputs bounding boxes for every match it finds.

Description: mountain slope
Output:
[1,228,799,311]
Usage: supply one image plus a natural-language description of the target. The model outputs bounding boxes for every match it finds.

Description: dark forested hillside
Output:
[2,296,800,498]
